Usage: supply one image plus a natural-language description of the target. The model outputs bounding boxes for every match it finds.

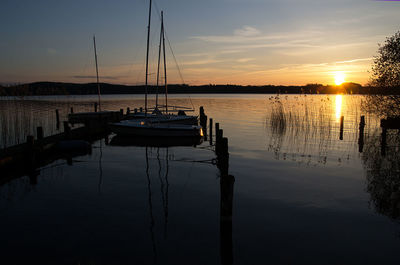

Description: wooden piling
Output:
[63,121,71,139]
[216,128,223,156]
[360,115,365,126]
[339,116,344,140]
[120,109,124,116]
[209,118,213,145]
[134,108,138,113]
[127,107,130,115]
[358,116,365,153]
[140,107,143,112]
[26,135,36,170]
[94,102,98,113]
[70,107,74,114]
[55,109,60,129]
[36,126,43,140]
[381,128,387,156]
[27,135,34,147]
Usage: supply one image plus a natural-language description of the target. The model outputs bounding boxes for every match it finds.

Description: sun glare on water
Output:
[334,72,345,85]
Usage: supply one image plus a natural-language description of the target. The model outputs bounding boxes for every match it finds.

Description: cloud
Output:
[237,58,255,63]
[234,26,261,37]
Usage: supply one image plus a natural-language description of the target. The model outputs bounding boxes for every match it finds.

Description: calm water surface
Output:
[0,94,399,264]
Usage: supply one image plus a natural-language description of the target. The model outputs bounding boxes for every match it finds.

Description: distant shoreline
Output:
[0,81,388,96]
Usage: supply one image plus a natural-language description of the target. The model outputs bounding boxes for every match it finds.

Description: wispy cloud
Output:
[234,26,261,37]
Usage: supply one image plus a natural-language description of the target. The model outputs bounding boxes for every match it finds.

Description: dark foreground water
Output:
[1,94,400,264]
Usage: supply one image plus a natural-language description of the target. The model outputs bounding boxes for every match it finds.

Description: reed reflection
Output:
[362,129,400,220]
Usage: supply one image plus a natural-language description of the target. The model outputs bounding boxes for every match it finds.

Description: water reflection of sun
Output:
[335,94,342,120]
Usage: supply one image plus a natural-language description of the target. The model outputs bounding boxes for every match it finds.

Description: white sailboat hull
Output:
[125,113,198,125]
[110,120,203,137]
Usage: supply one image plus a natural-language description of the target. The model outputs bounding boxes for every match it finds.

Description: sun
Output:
[334,72,345,85]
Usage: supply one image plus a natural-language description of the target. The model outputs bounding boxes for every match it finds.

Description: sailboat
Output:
[123,9,198,125]
[110,0,203,138]
[68,35,121,125]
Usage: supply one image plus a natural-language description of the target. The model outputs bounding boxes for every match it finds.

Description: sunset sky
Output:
[1,0,400,86]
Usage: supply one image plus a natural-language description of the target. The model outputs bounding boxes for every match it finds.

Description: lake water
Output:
[1,94,399,264]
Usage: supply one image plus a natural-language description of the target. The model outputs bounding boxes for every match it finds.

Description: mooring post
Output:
[134,108,138,114]
[339,116,344,140]
[36,126,43,141]
[120,109,124,116]
[140,107,143,112]
[94,102,98,113]
[26,135,35,169]
[127,107,130,115]
[381,127,387,156]
[70,107,74,114]
[55,109,60,129]
[63,121,71,139]
[358,116,365,153]
[209,118,213,145]
[216,128,223,156]
[215,122,220,151]
[27,135,34,148]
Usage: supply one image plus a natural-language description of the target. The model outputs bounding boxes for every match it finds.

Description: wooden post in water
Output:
[26,135,35,171]
[134,108,138,114]
[216,128,224,156]
[358,116,365,153]
[94,102,98,113]
[209,118,213,145]
[63,121,71,139]
[381,127,387,156]
[55,109,60,129]
[140,107,143,112]
[127,107,130,115]
[120,109,124,117]
[27,135,34,148]
[70,107,74,114]
[215,122,220,151]
[339,116,344,140]
[36,127,43,140]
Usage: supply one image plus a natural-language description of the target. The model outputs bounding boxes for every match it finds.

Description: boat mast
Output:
[162,12,168,114]
[145,0,152,116]
[155,11,163,109]
[93,35,101,111]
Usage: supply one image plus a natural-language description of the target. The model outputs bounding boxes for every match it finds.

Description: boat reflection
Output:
[109,135,203,147]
